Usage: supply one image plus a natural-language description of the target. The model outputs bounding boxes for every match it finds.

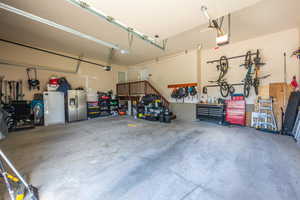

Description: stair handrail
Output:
[144,81,170,107]
[116,80,170,108]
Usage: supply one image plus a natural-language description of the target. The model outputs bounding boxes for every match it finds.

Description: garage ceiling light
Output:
[65,0,167,50]
[0,2,129,54]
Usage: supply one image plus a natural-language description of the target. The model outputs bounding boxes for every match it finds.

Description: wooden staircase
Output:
[116,80,170,108]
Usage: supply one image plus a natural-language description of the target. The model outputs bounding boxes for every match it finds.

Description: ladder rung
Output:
[259,107,272,110]
[259,99,273,103]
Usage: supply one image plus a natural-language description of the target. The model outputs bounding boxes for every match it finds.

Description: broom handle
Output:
[283,52,287,109]
[0,150,30,188]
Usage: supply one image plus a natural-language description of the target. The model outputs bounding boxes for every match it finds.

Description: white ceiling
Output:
[0,0,299,66]
[84,0,262,39]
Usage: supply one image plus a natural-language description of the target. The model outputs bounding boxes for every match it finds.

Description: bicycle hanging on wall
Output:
[204,56,236,97]
[204,49,270,98]
[241,50,270,97]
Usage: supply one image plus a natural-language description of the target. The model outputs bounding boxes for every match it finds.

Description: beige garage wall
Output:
[0,41,128,100]
[130,50,198,101]
[201,28,299,104]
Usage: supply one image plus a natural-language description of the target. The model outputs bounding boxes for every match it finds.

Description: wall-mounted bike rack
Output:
[206,52,258,64]
[204,83,244,88]
[204,49,269,98]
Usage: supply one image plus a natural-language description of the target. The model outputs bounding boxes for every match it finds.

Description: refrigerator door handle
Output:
[76,95,79,108]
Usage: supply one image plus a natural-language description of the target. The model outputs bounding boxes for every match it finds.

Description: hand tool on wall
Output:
[4,80,8,104]
[12,81,16,101]
[8,81,12,103]
[16,81,19,101]
[14,81,17,101]
[0,76,4,104]
[18,80,24,100]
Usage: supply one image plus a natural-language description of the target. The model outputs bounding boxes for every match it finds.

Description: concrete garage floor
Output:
[1,117,300,200]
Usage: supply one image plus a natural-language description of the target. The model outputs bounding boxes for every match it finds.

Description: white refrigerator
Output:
[43,92,65,126]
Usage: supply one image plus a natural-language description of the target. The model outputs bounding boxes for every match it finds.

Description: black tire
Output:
[253,78,260,95]
[229,85,235,95]
[218,56,229,80]
[244,51,252,69]
[244,80,251,97]
[220,82,229,97]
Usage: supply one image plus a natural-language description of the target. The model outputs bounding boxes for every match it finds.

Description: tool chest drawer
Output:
[196,104,225,124]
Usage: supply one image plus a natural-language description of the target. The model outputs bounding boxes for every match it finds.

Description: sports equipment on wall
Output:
[26,68,40,91]
[207,56,235,97]
[241,50,269,97]
[204,49,269,98]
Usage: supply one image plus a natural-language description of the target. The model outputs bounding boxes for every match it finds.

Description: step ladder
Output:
[292,110,300,143]
[251,98,278,131]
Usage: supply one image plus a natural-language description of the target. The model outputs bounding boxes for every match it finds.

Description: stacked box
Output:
[87,101,100,119]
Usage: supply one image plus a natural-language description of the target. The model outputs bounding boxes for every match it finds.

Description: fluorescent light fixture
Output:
[0,2,129,54]
[65,0,167,50]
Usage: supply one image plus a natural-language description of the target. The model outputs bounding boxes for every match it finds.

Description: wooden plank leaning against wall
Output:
[269,83,294,131]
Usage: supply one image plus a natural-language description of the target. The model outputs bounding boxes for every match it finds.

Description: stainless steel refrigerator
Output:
[67,90,87,122]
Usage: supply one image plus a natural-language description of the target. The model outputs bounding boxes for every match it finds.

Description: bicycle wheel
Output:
[244,51,252,69]
[218,56,229,80]
[244,79,251,97]
[220,82,229,97]
[253,78,260,95]
[229,85,235,95]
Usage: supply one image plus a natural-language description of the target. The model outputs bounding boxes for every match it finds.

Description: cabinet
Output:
[196,104,225,124]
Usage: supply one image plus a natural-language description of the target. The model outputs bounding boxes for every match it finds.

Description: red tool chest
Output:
[225,100,246,126]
